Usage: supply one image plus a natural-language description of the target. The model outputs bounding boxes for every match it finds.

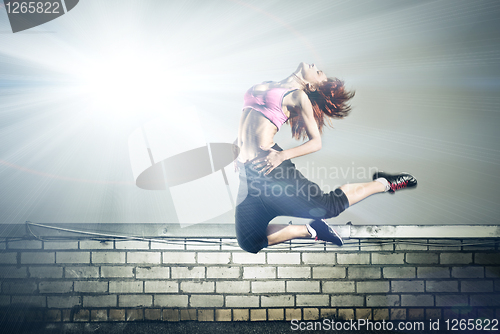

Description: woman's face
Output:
[297,62,327,84]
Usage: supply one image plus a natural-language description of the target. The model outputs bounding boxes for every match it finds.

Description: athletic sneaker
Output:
[373,171,417,193]
[309,219,344,246]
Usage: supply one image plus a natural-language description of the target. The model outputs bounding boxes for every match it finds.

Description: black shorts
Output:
[235,144,349,253]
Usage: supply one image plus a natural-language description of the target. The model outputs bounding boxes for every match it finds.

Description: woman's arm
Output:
[253,90,322,175]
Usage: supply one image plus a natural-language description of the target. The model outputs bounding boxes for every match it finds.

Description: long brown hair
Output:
[288,78,355,140]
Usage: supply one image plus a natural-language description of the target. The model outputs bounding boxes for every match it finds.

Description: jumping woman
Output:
[235,62,417,254]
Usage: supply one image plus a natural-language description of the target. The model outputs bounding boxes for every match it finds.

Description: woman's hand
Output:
[252,146,286,176]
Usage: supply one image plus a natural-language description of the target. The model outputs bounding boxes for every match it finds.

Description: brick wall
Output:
[0,237,499,323]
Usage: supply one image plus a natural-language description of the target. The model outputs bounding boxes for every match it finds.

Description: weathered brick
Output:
[198,309,214,322]
[250,309,267,321]
[251,281,285,293]
[435,294,468,307]
[73,309,89,322]
[394,239,427,251]
[0,266,27,278]
[79,240,113,249]
[83,295,117,308]
[337,253,370,265]
[406,253,438,264]
[451,266,484,278]
[226,295,259,308]
[232,252,265,264]
[119,294,152,307]
[154,295,188,308]
[144,281,178,293]
[243,267,276,279]
[215,309,231,321]
[144,309,161,321]
[181,309,197,321]
[485,266,500,278]
[278,267,310,279]
[391,280,424,293]
[401,294,434,307]
[216,281,250,294]
[320,308,337,319]
[357,281,389,293]
[233,309,249,321]
[366,295,400,307]
[470,294,500,307]
[261,295,294,307]
[207,266,240,279]
[197,252,230,264]
[29,266,63,278]
[267,308,284,321]
[440,253,473,264]
[425,280,458,292]
[126,309,143,321]
[115,240,149,250]
[322,281,355,293]
[11,296,45,308]
[356,308,372,320]
[56,252,90,264]
[47,296,80,308]
[43,241,78,250]
[296,295,329,307]
[348,267,381,279]
[8,240,42,249]
[267,253,300,264]
[417,267,450,278]
[285,308,302,321]
[39,281,73,293]
[475,253,500,265]
[302,253,335,264]
[180,281,214,293]
[45,309,61,322]
[21,252,54,264]
[407,308,424,320]
[425,308,441,320]
[109,281,143,293]
[331,295,364,307]
[109,309,126,321]
[101,266,134,278]
[189,295,223,307]
[302,308,320,321]
[372,253,404,264]
[383,267,415,279]
[74,281,108,293]
[461,280,494,292]
[127,252,161,264]
[390,308,407,320]
[163,252,196,264]
[171,267,205,279]
[312,267,346,279]
[136,267,170,279]
[2,281,37,294]
[373,308,390,321]
[65,266,99,278]
[91,252,125,263]
[91,309,108,322]
[338,308,354,320]
[286,281,319,293]
[0,252,17,264]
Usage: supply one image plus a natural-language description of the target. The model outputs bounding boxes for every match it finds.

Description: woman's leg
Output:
[266,224,311,246]
[340,181,386,206]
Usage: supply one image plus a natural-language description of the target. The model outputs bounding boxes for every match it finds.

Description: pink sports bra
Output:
[243,83,297,130]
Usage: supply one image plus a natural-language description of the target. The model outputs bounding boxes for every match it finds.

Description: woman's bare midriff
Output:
[237,108,279,163]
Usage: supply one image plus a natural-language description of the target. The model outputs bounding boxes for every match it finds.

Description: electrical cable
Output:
[13,221,498,250]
